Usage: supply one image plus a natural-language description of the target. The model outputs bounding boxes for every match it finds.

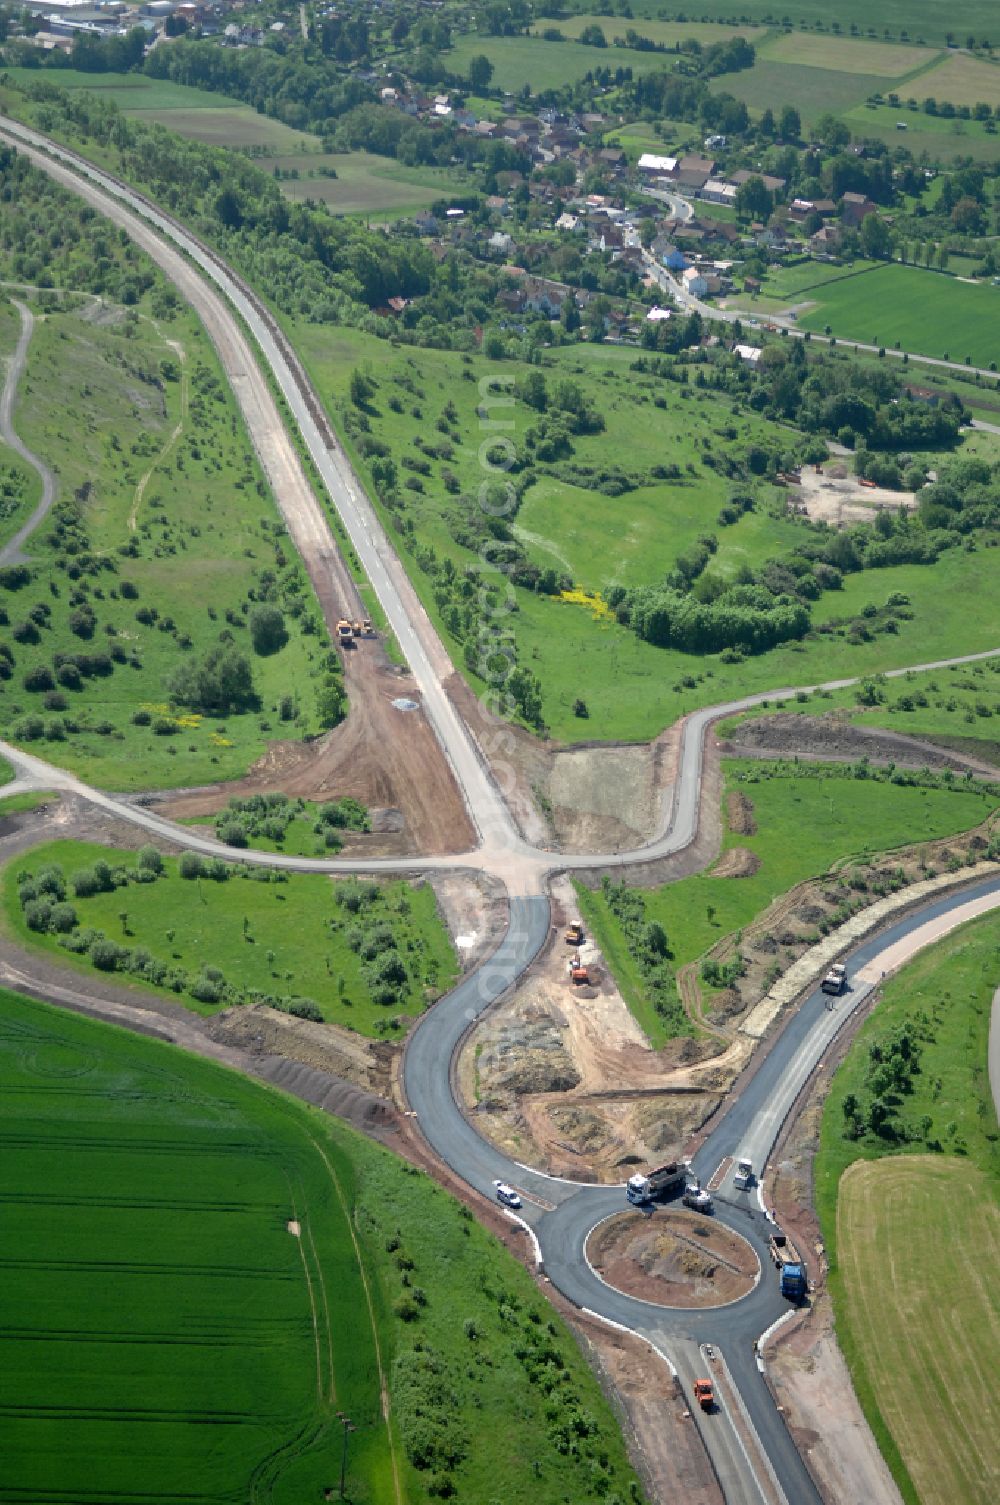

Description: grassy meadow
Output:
[795,262,1000,366]
[909,50,1000,107]
[815,912,1000,1504]
[842,101,1000,161]
[576,760,1000,1044]
[529,15,765,45]
[4,839,458,1034]
[0,985,646,1505]
[296,323,1000,743]
[0,300,335,789]
[448,33,673,92]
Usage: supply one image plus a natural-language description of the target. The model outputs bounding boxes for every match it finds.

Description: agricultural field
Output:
[528,15,765,46]
[0,985,645,1505]
[576,759,1000,1043]
[3,67,317,151]
[4,839,458,1034]
[618,0,999,50]
[258,150,461,217]
[447,33,674,92]
[0,300,336,789]
[296,322,1000,743]
[909,50,1000,107]
[709,58,891,124]
[759,31,937,75]
[816,912,1000,1504]
[795,263,1000,366]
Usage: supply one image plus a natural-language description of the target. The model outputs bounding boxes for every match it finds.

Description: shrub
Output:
[137,845,163,874]
[72,868,101,898]
[90,938,122,971]
[189,973,222,1004]
[179,852,204,879]
[132,708,151,726]
[248,604,288,656]
[56,663,83,691]
[23,666,55,693]
[219,820,248,848]
[24,899,53,932]
[49,902,78,933]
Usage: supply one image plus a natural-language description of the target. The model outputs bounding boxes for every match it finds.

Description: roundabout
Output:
[586,1208,759,1310]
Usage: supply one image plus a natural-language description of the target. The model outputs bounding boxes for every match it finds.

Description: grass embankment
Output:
[577,760,1000,1046]
[0,301,339,789]
[718,655,1000,767]
[0,986,646,1505]
[297,326,1000,743]
[4,839,458,1035]
[257,150,463,217]
[815,914,1000,1505]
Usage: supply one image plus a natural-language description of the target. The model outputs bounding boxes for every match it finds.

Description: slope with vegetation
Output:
[0,149,343,788]
[815,912,1000,1505]
[0,984,647,1505]
[5,839,458,1035]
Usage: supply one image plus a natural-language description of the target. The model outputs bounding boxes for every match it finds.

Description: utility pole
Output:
[336,1411,355,1500]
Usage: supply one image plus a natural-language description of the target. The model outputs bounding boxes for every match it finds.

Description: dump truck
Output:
[693,1379,714,1412]
[733,1155,754,1190]
[564,921,584,946]
[352,620,364,637]
[362,618,373,635]
[626,1160,690,1205]
[821,962,847,996]
[336,619,354,646]
[570,964,590,985]
[683,1185,713,1213]
[769,1230,808,1302]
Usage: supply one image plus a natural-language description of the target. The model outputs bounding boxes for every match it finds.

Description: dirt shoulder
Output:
[720,710,1000,776]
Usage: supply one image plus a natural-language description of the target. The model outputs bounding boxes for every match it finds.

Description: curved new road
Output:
[1,113,999,1504]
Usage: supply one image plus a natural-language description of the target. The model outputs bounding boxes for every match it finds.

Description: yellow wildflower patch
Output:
[210,733,233,748]
[557,587,615,622]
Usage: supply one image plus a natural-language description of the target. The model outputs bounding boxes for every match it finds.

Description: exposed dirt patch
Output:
[444,670,680,853]
[791,465,917,528]
[158,647,475,858]
[720,710,999,776]
[205,1002,394,1097]
[711,846,761,878]
[726,790,757,836]
[588,1208,757,1308]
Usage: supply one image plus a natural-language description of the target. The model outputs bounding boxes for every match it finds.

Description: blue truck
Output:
[769,1230,808,1303]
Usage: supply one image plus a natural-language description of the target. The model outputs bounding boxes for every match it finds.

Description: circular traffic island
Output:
[587,1209,758,1309]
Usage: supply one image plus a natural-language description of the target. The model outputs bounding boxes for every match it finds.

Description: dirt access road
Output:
[0,298,57,564]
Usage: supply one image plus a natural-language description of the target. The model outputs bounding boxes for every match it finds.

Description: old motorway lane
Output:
[2,113,1000,1505]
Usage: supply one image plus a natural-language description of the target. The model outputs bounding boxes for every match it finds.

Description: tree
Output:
[735,175,771,221]
[467,54,493,91]
[167,645,255,715]
[759,107,775,138]
[779,104,801,141]
[860,212,892,259]
[248,604,288,656]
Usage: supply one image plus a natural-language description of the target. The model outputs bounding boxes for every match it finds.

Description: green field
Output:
[3,67,317,150]
[296,323,1000,743]
[796,262,1000,365]
[0,298,337,790]
[843,100,1000,160]
[448,33,675,92]
[5,840,458,1034]
[0,984,646,1505]
[577,760,999,1044]
[816,912,1000,1504]
[760,31,937,74]
[618,0,999,50]
[259,150,462,217]
[710,58,892,123]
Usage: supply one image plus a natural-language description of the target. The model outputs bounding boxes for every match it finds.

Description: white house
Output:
[682,267,709,297]
[646,307,673,322]
[733,344,762,365]
[701,179,738,207]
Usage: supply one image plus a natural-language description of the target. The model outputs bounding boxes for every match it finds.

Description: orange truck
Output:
[693,1379,714,1412]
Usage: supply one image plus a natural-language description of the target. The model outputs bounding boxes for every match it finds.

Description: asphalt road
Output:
[0,298,56,564]
[3,115,999,1505]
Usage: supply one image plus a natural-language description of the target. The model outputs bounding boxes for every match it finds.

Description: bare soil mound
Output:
[588,1209,758,1308]
[720,711,995,774]
[711,846,761,878]
[726,790,757,836]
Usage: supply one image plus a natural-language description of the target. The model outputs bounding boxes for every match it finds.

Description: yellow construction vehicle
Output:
[565,921,584,946]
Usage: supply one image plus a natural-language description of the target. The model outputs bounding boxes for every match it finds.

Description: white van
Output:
[733,1156,753,1191]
